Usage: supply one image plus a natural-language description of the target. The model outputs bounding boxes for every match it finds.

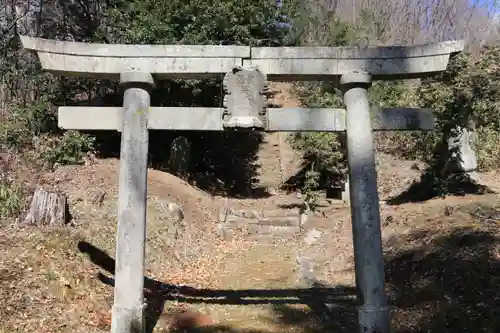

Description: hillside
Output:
[1,84,500,333]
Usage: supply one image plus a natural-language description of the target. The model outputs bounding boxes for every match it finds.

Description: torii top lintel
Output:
[20,36,464,81]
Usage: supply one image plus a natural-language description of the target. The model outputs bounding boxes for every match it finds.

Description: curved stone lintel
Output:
[248,40,464,80]
[20,36,251,58]
[244,54,454,81]
[250,40,464,59]
[35,52,243,78]
[21,36,464,79]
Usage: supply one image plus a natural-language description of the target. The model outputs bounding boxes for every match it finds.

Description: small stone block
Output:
[257,218,299,227]
[246,224,301,235]
[262,207,301,218]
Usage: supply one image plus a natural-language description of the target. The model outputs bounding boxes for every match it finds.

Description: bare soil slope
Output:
[2,158,499,333]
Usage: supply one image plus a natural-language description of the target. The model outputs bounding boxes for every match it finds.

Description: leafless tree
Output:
[305,0,500,50]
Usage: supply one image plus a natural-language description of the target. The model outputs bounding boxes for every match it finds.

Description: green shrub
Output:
[289,82,346,198]
[474,127,500,170]
[1,100,96,169]
[0,176,22,220]
[35,131,95,168]
[290,79,418,198]
[0,99,56,150]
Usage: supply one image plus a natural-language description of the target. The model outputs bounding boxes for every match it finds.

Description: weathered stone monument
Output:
[447,126,478,174]
[21,36,463,333]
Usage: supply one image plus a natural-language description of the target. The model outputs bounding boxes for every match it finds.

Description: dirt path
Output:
[255,132,284,189]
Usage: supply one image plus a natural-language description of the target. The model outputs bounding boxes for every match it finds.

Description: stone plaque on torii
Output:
[21,36,463,333]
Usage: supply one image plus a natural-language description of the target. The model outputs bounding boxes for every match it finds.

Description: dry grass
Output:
[384,197,500,332]
[0,226,112,332]
[0,158,254,333]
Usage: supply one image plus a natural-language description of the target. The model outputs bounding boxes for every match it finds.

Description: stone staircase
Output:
[216,83,308,241]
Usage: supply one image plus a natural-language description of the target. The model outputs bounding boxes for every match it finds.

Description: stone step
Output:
[263,207,301,217]
[217,206,302,241]
[219,207,301,222]
[223,216,299,227]
[246,224,301,238]
[217,222,301,241]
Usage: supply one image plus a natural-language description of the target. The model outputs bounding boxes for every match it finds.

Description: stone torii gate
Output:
[21,36,463,333]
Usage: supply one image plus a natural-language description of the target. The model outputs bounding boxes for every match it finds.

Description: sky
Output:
[471,0,500,11]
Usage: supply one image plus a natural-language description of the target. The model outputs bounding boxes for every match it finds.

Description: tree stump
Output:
[23,187,69,226]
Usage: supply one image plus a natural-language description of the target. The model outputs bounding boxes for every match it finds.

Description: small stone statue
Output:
[447,126,478,173]
[168,136,191,177]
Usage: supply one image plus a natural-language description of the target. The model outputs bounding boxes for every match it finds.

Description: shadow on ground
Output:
[77,205,500,333]
[77,241,357,333]
[386,219,500,332]
[387,171,494,205]
[387,127,496,205]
